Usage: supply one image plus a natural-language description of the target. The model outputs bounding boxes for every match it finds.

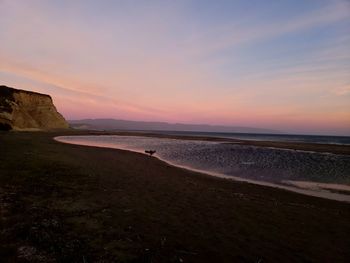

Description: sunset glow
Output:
[1,0,349,135]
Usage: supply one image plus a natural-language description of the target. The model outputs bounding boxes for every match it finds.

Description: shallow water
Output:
[139,130,350,145]
[56,135,350,201]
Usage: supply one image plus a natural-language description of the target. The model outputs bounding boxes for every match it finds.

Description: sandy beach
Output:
[1,131,350,262]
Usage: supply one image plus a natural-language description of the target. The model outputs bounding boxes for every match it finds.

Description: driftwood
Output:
[145,150,156,156]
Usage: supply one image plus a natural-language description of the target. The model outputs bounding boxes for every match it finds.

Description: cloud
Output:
[0,0,349,134]
[331,85,350,96]
[0,60,170,118]
[180,0,350,58]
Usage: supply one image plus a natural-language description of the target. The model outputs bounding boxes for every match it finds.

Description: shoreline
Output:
[2,131,350,262]
[55,135,350,203]
[68,130,350,155]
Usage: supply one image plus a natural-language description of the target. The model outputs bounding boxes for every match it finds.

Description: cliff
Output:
[0,85,69,131]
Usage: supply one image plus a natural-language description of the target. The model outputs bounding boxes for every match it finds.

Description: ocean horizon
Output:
[119,130,350,145]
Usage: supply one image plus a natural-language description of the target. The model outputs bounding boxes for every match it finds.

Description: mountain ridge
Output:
[69,118,281,134]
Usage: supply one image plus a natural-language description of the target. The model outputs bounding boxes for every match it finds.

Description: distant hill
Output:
[69,118,280,134]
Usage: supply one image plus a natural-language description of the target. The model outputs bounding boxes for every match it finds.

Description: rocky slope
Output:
[0,85,69,131]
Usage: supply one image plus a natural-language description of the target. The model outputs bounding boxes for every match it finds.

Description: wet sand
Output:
[283,180,350,194]
[1,131,350,262]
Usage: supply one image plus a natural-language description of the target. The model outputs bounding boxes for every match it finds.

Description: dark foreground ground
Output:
[1,132,350,263]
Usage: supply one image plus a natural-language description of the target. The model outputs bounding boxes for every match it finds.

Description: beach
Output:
[1,131,350,262]
[55,134,350,202]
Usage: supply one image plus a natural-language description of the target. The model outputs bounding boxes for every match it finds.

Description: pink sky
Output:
[0,0,349,135]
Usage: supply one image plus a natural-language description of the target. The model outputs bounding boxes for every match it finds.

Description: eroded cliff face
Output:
[0,85,69,131]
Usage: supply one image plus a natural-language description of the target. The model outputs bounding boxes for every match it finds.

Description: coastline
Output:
[55,135,350,203]
[1,131,350,262]
[75,130,350,155]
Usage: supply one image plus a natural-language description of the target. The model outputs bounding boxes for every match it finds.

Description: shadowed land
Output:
[1,131,350,262]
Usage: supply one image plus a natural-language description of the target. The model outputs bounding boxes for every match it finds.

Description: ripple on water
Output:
[57,135,350,185]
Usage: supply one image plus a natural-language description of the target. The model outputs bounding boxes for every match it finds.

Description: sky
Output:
[0,0,349,135]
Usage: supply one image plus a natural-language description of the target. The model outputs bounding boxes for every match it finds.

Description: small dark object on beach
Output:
[145,150,156,156]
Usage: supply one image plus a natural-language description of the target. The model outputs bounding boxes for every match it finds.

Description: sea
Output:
[56,131,350,201]
[133,130,350,145]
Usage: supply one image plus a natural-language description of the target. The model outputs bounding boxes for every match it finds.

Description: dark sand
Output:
[1,131,350,262]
